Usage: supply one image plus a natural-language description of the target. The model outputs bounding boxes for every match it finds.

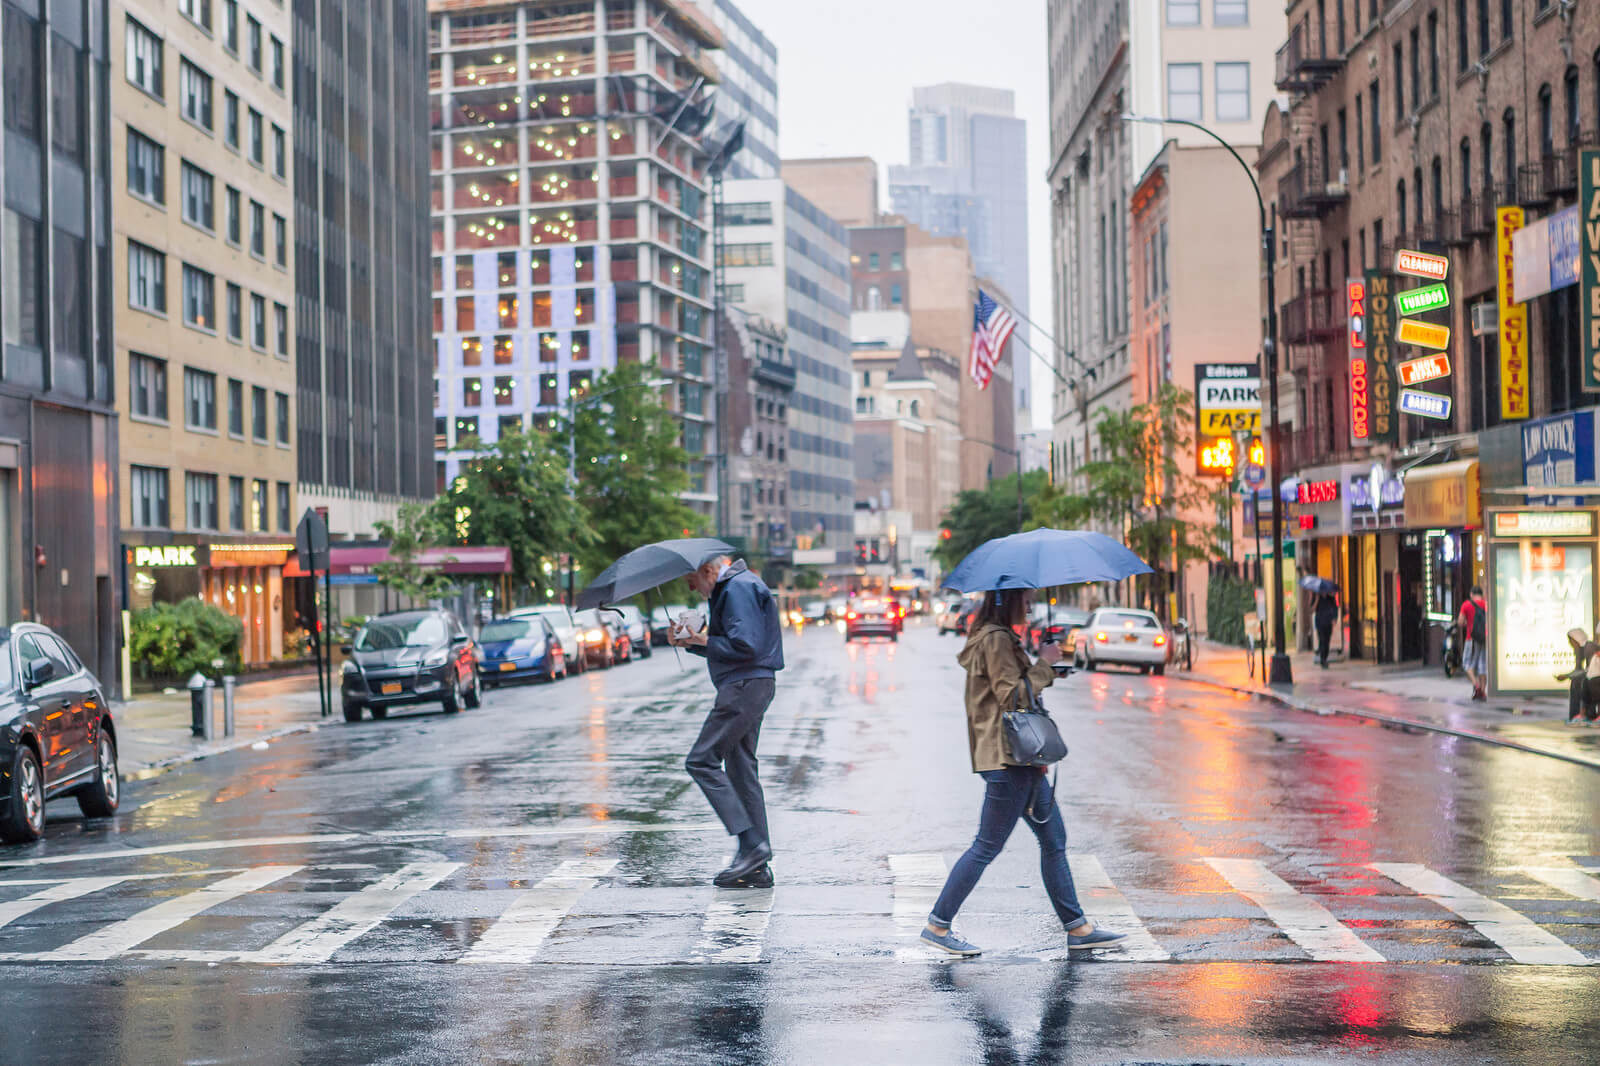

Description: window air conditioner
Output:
[1470,302,1498,336]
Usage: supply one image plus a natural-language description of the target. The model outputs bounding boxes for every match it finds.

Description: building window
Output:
[247,15,262,72]
[125,17,164,99]
[455,416,480,447]
[1167,64,1203,122]
[274,303,288,356]
[721,201,773,225]
[1215,0,1248,25]
[720,243,774,267]
[1370,81,1382,160]
[179,60,213,130]
[1427,12,1439,99]
[182,264,215,329]
[251,386,268,441]
[869,252,880,270]
[247,108,263,164]
[276,392,290,444]
[130,466,170,528]
[127,128,165,204]
[494,376,515,406]
[225,187,241,244]
[250,293,267,349]
[722,283,745,302]
[186,474,219,531]
[185,368,217,431]
[227,378,244,436]
[890,283,903,306]
[179,0,211,31]
[51,40,85,164]
[890,251,903,269]
[226,283,242,340]
[272,125,286,178]
[274,214,287,266]
[250,201,266,256]
[250,480,268,532]
[1501,0,1512,41]
[1,211,42,348]
[223,91,239,148]
[229,476,245,530]
[180,162,214,230]
[271,36,285,90]
[462,378,482,408]
[222,0,238,52]
[1394,43,1405,122]
[128,240,167,313]
[1167,0,1201,25]
[1215,62,1250,121]
[1477,0,1490,55]
[276,483,290,532]
[129,353,168,420]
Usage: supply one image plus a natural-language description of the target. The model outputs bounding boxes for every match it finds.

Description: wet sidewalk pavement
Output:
[1172,640,1600,771]
[112,672,331,779]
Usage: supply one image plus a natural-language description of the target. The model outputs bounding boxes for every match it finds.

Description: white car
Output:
[1073,608,1170,675]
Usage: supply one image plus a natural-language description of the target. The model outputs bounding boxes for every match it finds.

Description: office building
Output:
[704,0,777,180]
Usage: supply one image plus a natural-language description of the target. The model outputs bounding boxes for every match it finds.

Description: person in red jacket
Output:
[1457,587,1488,701]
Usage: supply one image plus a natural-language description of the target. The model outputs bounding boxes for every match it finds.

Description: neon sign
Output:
[1399,389,1452,419]
[1395,282,1451,317]
[1397,319,1451,350]
[1395,249,1450,281]
[1348,279,1371,442]
[1397,353,1451,386]
[1297,480,1340,503]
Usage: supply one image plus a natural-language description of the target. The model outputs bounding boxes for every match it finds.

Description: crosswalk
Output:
[0,853,1597,967]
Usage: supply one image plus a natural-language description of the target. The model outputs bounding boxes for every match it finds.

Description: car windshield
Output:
[524,608,569,628]
[354,614,447,650]
[572,609,604,627]
[1099,611,1159,629]
[1057,610,1090,625]
[480,619,533,642]
[0,635,11,691]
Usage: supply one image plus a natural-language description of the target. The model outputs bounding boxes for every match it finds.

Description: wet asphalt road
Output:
[4,621,1600,1065]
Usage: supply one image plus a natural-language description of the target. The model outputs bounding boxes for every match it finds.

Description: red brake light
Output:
[847,610,858,620]
[1095,631,1108,642]
[1153,635,1167,646]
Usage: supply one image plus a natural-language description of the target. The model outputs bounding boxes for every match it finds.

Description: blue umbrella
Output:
[942,528,1152,592]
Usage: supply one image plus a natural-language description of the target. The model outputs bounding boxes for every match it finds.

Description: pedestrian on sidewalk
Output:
[670,551,785,888]
[1457,586,1488,701]
[1555,628,1600,726]
[919,590,1127,958]
[1313,592,1338,668]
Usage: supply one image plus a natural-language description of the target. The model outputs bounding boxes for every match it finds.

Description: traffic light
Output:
[869,539,882,563]
[854,539,869,564]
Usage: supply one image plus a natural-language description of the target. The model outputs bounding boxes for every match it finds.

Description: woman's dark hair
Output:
[974,591,1026,630]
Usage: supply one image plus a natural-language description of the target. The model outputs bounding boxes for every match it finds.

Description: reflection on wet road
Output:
[3,623,1600,1062]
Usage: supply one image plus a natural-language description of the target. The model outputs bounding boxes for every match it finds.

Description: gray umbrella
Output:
[576,537,736,609]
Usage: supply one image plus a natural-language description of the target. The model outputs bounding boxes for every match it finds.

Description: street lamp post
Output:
[1121,112,1292,686]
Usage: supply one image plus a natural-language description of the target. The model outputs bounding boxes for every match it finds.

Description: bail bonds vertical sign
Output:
[1497,206,1530,418]
[1361,270,1399,443]
[1582,149,1600,391]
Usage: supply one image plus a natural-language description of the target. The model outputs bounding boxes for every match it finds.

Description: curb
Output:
[122,720,328,783]
[1170,673,1600,773]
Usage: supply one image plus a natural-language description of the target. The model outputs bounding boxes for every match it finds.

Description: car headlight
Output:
[341,660,359,676]
[422,649,450,668]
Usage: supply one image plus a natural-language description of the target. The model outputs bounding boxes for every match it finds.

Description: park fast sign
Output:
[1193,363,1261,477]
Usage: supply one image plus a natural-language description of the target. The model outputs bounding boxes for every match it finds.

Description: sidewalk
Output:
[112,672,332,780]
[1171,640,1600,771]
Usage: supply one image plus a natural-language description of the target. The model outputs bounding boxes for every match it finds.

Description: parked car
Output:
[649,605,688,646]
[825,596,850,624]
[570,609,622,669]
[1072,608,1170,674]
[945,598,980,635]
[801,599,829,626]
[477,615,567,685]
[1026,605,1090,653]
[511,605,587,674]
[0,623,120,843]
[609,605,653,659]
[845,597,899,642]
[340,609,481,721]
[604,615,635,664]
[935,599,963,635]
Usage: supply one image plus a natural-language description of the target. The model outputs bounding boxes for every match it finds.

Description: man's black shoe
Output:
[716,863,774,889]
[713,842,772,887]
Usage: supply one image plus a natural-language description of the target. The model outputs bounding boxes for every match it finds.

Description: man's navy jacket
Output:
[686,559,785,687]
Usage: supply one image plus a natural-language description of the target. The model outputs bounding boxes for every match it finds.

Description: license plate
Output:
[1124,634,1139,642]
[380,682,402,694]
[498,662,517,672]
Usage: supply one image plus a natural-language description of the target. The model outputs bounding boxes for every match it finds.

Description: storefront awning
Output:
[283,544,512,578]
[1403,459,1481,528]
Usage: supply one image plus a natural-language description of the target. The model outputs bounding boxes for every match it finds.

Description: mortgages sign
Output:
[1361,271,1399,443]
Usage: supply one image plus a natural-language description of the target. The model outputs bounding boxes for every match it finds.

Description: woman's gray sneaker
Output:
[920,927,982,956]
[1067,927,1128,950]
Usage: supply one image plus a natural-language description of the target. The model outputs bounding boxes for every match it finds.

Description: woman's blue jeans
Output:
[929,766,1087,931]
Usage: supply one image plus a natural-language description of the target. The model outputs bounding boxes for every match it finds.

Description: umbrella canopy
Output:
[1300,575,1338,594]
[942,528,1152,592]
[576,537,735,609]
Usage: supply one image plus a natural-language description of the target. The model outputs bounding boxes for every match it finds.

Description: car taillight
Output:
[846,610,858,620]
[1095,631,1108,642]
[1153,635,1166,646]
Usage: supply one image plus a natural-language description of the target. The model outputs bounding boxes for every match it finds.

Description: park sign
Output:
[1395,249,1449,281]
[1394,282,1451,317]
[1582,149,1600,391]
[1194,363,1261,477]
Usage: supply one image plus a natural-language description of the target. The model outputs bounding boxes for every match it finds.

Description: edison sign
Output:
[1194,363,1261,476]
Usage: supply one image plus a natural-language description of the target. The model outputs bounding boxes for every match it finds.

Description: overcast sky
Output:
[727,0,1055,429]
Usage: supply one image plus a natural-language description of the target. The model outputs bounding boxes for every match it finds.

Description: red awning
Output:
[283,544,512,578]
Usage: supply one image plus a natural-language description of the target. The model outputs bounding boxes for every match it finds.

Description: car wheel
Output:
[370,706,389,719]
[463,668,482,709]
[0,745,45,844]
[1153,664,1166,676]
[342,702,364,723]
[76,731,120,819]
[441,675,462,714]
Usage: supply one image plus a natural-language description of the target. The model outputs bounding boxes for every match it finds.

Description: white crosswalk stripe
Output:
[459,859,617,964]
[690,888,775,963]
[888,853,949,959]
[1371,862,1593,966]
[31,867,303,962]
[1062,853,1170,961]
[248,862,460,965]
[1522,865,1600,903]
[0,877,126,931]
[1205,858,1383,963]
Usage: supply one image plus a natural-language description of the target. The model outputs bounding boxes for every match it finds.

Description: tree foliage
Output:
[933,469,1050,571]
[129,598,243,679]
[372,502,458,602]
[565,360,702,579]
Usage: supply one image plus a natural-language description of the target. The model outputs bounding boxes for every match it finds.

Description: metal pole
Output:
[322,562,334,715]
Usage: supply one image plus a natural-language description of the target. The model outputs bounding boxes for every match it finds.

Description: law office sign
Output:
[1194,363,1261,476]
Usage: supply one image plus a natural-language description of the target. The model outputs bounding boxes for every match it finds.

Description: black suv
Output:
[340,610,481,722]
[0,623,120,843]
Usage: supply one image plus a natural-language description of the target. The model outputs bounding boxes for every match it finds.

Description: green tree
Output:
[372,501,457,602]
[439,426,589,595]
[129,598,244,680]
[934,469,1050,571]
[566,360,702,578]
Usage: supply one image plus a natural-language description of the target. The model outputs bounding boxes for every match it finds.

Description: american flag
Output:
[968,289,1016,390]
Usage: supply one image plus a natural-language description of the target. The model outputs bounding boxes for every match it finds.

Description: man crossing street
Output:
[671,551,785,887]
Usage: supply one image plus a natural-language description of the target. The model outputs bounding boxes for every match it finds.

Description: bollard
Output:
[222,675,236,737]
[187,672,214,739]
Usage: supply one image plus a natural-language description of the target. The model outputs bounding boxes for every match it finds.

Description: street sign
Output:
[1243,463,1266,488]
[1397,353,1451,386]
[1399,389,1452,420]
[1394,249,1449,281]
[295,508,330,572]
[1395,282,1451,317]
[1397,319,1451,350]
[1194,363,1261,477]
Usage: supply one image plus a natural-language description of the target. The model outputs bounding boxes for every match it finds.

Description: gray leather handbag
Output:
[1002,674,1068,767]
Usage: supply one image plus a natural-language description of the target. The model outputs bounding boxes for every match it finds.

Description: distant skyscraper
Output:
[888,83,1030,422]
[705,0,778,180]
